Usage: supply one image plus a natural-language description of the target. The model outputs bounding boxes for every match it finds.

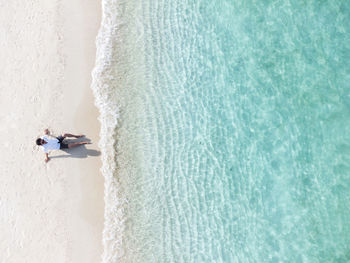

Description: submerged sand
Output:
[0,0,103,262]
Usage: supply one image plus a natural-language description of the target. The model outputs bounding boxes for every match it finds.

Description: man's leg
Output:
[62,133,84,139]
[68,141,89,148]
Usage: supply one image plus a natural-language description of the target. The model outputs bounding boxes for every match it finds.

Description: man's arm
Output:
[45,153,50,163]
[44,129,49,135]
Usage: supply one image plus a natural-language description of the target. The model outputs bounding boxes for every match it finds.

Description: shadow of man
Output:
[50,138,101,159]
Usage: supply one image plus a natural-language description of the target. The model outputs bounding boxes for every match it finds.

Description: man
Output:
[36,129,89,163]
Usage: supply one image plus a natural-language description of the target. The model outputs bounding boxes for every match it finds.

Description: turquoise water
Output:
[93,0,350,262]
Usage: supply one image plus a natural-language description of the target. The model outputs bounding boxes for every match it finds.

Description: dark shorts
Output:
[57,136,69,149]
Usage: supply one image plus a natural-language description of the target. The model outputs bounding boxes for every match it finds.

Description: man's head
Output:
[36,138,43,146]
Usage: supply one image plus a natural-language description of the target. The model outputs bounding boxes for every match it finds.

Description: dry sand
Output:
[0,0,103,262]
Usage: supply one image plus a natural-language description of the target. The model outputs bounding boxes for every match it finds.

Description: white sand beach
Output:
[0,0,103,262]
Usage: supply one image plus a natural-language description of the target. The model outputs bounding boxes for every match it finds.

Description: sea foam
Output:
[91,0,125,261]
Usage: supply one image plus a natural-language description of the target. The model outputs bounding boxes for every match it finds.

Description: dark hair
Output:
[36,138,42,146]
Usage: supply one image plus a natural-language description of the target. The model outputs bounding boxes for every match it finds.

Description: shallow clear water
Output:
[92,0,350,262]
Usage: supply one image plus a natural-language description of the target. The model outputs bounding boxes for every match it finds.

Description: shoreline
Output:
[61,0,104,262]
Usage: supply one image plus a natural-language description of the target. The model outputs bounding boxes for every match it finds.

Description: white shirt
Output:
[42,135,60,153]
